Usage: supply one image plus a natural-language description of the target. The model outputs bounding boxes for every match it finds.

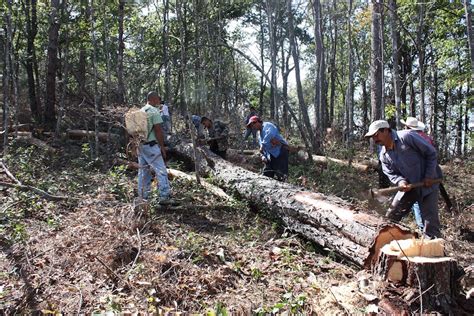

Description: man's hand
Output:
[398,180,411,192]
[261,156,268,163]
[423,178,436,187]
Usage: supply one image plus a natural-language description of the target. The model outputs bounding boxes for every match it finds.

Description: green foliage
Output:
[107,165,133,201]
[207,301,230,316]
[254,292,307,315]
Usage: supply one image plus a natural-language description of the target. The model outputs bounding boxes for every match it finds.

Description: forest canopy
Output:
[1,0,473,158]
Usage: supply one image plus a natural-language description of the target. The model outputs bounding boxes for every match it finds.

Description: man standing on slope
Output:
[365,120,442,238]
[137,91,171,202]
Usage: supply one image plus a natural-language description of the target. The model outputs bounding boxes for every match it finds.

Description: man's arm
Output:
[380,154,407,187]
[153,124,166,160]
[404,132,438,181]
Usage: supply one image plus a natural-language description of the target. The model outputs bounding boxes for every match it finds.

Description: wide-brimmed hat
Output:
[400,117,425,131]
[246,115,261,127]
[364,120,390,137]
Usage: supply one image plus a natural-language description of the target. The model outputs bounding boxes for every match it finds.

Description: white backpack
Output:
[125,107,149,141]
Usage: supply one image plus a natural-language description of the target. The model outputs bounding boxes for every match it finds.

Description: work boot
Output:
[158,196,176,206]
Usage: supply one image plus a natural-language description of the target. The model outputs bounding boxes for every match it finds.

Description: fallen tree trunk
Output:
[114,158,233,201]
[67,129,120,142]
[296,151,375,172]
[169,140,416,268]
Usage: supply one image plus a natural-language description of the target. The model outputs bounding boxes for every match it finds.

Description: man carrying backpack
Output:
[138,91,171,202]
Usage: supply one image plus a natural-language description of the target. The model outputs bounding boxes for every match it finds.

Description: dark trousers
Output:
[263,146,289,181]
[210,141,226,159]
[387,187,441,238]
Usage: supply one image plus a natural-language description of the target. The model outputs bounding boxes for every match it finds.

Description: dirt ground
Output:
[0,140,473,314]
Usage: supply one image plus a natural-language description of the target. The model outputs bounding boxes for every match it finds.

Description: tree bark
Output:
[266,0,278,120]
[44,0,61,128]
[287,0,317,152]
[22,0,41,122]
[169,139,416,268]
[3,0,13,154]
[389,0,402,129]
[345,0,354,145]
[371,0,384,121]
[90,0,99,157]
[329,0,338,127]
[376,240,457,314]
[117,0,126,104]
[416,2,426,123]
[466,0,474,80]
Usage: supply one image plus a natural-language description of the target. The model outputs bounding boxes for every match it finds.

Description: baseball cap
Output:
[246,115,261,127]
[364,120,390,137]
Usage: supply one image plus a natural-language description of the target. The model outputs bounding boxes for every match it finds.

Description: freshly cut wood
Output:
[376,239,457,313]
[387,237,445,258]
[169,139,416,267]
[296,151,374,172]
[67,129,120,142]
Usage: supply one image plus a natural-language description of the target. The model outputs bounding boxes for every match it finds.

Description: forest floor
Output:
[0,139,473,314]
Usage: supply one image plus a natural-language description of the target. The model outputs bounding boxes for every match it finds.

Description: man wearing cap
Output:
[243,106,258,145]
[365,119,442,238]
[401,117,434,231]
[200,116,229,159]
[138,91,171,202]
[247,116,289,181]
[401,117,434,145]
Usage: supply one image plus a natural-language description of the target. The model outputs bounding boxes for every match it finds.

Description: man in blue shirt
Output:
[247,116,289,181]
[365,120,442,238]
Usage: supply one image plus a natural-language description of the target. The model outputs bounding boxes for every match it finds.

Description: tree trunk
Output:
[345,0,354,145]
[329,0,338,127]
[287,0,317,152]
[258,6,266,115]
[389,0,402,129]
[313,0,327,135]
[430,63,438,145]
[376,239,458,314]
[266,0,278,120]
[44,0,61,129]
[90,0,99,158]
[22,0,41,122]
[371,0,384,120]
[465,0,474,80]
[280,36,290,132]
[362,78,369,134]
[163,0,171,102]
[102,1,111,110]
[117,0,126,104]
[3,0,13,153]
[416,2,426,123]
[169,140,416,268]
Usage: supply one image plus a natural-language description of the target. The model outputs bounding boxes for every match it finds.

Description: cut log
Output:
[376,238,457,313]
[13,132,57,153]
[169,139,416,267]
[67,129,121,142]
[114,158,233,201]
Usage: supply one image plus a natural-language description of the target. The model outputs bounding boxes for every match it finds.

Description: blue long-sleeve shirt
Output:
[379,129,442,196]
[259,122,288,159]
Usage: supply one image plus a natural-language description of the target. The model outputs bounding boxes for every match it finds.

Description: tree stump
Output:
[376,238,458,313]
